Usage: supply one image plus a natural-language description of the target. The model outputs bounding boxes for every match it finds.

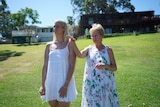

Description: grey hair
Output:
[89,23,104,37]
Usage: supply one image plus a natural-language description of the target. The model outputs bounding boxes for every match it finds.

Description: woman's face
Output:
[53,22,64,35]
[90,30,102,44]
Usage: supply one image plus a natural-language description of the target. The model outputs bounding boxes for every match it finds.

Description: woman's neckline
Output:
[50,41,68,50]
[93,45,105,51]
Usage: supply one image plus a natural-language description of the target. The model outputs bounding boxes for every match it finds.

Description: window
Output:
[50,28,53,32]
[88,18,94,25]
[37,29,42,33]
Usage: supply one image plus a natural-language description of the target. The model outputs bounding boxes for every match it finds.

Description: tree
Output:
[0,0,41,39]
[10,7,41,30]
[6,7,41,39]
[118,0,135,12]
[0,0,11,38]
[9,8,41,43]
[71,0,135,15]
[67,16,79,39]
[67,16,75,25]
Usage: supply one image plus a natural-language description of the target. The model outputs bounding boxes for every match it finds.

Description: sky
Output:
[6,0,160,27]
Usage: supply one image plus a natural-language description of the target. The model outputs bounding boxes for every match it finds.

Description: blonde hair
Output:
[89,23,104,37]
[53,20,68,42]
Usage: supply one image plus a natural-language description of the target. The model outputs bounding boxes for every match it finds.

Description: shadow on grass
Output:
[16,42,42,47]
[0,50,25,61]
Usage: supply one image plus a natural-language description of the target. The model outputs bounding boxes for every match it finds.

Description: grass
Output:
[0,32,160,107]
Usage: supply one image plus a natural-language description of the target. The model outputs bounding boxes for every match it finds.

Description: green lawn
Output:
[0,32,160,107]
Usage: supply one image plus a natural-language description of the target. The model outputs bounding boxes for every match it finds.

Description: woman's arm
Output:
[39,44,50,95]
[105,47,117,71]
[70,40,88,58]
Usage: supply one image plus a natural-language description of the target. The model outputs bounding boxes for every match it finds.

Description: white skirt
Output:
[43,61,77,102]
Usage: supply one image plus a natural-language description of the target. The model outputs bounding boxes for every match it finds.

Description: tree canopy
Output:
[67,16,75,25]
[10,7,41,29]
[0,0,41,38]
[0,0,10,37]
[71,0,135,15]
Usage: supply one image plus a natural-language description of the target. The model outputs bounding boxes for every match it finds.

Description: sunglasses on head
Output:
[53,25,63,28]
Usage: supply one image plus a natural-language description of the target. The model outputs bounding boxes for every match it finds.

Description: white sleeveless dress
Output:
[44,42,77,102]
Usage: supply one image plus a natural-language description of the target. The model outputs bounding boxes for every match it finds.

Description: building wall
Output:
[12,26,54,44]
[35,26,53,42]
[80,11,160,35]
[12,29,37,43]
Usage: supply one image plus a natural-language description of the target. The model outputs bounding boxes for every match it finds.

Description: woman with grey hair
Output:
[81,23,120,107]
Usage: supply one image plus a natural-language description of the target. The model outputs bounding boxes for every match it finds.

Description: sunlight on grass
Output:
[0,33,160,107]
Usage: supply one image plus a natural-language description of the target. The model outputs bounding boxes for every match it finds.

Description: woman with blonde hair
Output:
[39,20,85,107]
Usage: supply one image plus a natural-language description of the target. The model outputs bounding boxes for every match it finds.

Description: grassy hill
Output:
[0,32,160,107]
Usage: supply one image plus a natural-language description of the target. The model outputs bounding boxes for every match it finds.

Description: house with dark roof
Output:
[79,11,160,36]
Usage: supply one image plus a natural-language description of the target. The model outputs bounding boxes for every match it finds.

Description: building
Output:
[79,11,160,35]
[12,26,53,44]
[36,26,53,42]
